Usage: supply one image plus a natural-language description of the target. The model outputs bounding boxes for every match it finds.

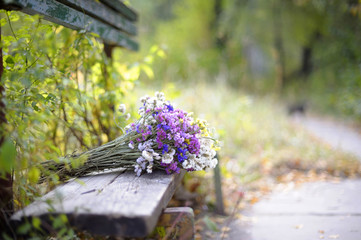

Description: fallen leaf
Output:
[194,233,202,240]
[250,197,259,204]
[206,232,215,238]
[221,226,231,232]
[319,230,325,234]
[222,233,229,238]
[294,224,304,229]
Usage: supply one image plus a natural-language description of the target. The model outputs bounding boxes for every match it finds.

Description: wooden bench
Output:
[11,169,194,238]
[1,0,195,238]
[0,0,139,51]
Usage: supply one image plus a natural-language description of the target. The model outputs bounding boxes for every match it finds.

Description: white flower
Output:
[156,92,165,101]
[142,150,154,162]
[118,104,126,114]
[136,157,146,169]
[169,148,176,156]
[128,142,134,149]
[147,164,153,173]
[134,164,142,176]
[138,108,145,115]
[161,153,173,164]
[140,95,149,103]
[153,151,161,160]
[209,158,218,169]
[124,113,130,120]
[182,160,191,169]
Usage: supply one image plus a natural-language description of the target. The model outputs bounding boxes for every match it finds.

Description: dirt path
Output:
[225,180,361,240]
[292,115,361,160]
[220,115,361,240]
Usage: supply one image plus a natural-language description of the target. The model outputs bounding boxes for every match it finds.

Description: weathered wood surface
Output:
[0,0,139,50]
[11,169,185,237]
[155,207,195,239]
[99,0,137,21]
[57,0,137,35]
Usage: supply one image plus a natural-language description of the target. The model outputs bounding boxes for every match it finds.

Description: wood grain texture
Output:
[56,0,137,35]
[99,0,137,22]
[11,170,185,237]
[156,207,195,240]
[0,0,139,50]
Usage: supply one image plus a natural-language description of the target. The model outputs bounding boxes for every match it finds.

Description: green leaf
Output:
[60,214,68,223]
[74,179,86,186]
[0,139,16,174]
[203,216,219,232]
[52,216,63,229]
[1,232,13,240]
[70,154,87,169]
[5,55,15,68]
[17,222,31,235]
[141,64,154,79]
[32,217,41,230]
[31,101,40,111]
[157,49,166,58]
[156,226,166,237]
[0,18,7,27]
[28,167,40,184]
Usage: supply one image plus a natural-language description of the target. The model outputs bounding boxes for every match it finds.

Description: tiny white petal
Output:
[118,104,126,114]
[142,150,154,162]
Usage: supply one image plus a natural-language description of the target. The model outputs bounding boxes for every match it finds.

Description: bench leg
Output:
[154,207,194,240]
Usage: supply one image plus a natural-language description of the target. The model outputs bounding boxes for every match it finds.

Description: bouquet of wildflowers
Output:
[42,92,219,178]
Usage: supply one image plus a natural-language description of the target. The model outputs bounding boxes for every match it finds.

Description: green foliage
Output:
[0,138,16,176]
[132,0,361,120]
[2,0,361,237]
[155,226,166,237]
[203,216,219,232]
[1,8,155,237]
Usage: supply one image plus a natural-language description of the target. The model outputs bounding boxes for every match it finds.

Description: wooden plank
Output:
[155,207,195,239]
[0,0,139,50]
[56,0,137,35]
[11,170,185,237]
[99,0,137,22]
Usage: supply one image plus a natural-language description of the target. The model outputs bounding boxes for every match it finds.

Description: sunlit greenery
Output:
[1,0,361,238]
[132,0,361,118]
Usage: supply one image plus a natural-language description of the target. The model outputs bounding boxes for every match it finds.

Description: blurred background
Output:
[1,0,361,238]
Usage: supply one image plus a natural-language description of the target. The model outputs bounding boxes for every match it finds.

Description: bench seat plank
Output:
[12,170,185,237]
[0,0,139,50]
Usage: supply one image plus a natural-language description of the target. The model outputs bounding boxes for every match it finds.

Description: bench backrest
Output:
[0,0,138,51]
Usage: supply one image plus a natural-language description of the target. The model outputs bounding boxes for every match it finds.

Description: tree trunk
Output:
[213,0,227,49]
[298,31,321,80]
[273,0,286,92]
[300,46,312,78]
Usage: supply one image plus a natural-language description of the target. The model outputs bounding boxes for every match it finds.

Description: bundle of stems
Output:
[41,128,162,181]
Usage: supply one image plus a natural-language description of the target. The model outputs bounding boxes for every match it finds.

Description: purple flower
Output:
[176,148,188,162]
[166,104,174,111]
[162,144,169,154]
